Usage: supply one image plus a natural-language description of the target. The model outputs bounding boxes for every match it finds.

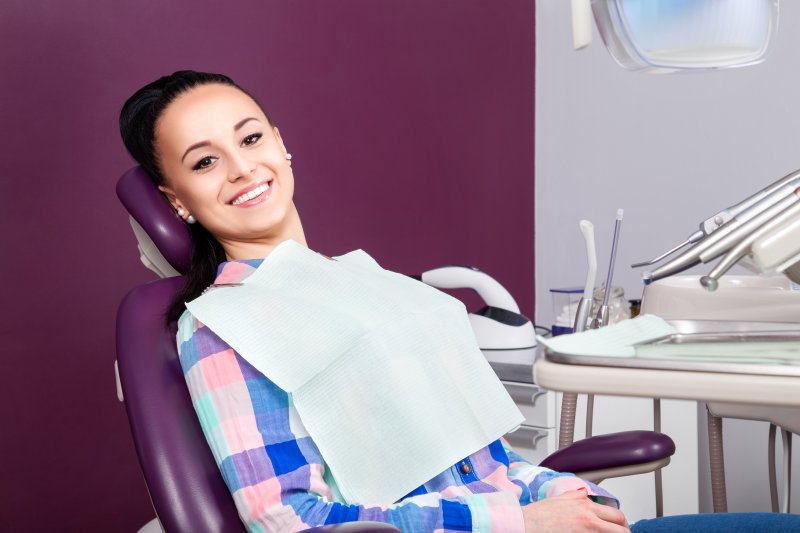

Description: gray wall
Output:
[535,0,800,514]
[0,1,534,529]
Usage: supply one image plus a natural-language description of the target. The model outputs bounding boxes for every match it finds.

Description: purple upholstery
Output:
[538,431,676,473]
[116,166,191,274]
[117,277,244,532]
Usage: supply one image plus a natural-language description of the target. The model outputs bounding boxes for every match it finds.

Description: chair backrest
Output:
[116,167,246,532]
[117,277,246,532]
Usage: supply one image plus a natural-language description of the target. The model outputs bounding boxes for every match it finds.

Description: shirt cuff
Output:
[540,475,620,509]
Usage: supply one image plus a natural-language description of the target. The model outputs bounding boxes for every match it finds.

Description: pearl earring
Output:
[286,153,292,161]
[186,215,197,224]
[177,208,185,217]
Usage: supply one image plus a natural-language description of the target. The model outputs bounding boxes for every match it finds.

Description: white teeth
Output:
[232,182,270,205]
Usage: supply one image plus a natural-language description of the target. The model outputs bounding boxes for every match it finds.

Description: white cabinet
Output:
[501,380,558,464]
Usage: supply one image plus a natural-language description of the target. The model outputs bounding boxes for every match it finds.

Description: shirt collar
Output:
[214,258,264,284]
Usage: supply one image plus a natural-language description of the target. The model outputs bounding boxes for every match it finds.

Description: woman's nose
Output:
[228,152,256,181]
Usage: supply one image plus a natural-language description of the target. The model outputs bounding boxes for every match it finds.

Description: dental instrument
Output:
[638,169,800,283]
[700,200,800,291]
[572,220,597,334]
[643,188,800,283]
[595,209,624,328]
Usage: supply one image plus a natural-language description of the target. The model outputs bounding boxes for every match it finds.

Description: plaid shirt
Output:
[177,258,617,532]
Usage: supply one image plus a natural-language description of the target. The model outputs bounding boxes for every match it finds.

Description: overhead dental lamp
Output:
[571,0,779,73]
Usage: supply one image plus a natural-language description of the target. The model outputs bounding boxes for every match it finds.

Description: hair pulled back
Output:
[119,70,271,324]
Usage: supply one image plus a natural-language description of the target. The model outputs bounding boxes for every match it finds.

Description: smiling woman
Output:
[154,83,303,256]
[120,72,307,323]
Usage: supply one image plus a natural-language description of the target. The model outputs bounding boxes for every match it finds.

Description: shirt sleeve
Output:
[177,313,526,533]
[500,438,620,508]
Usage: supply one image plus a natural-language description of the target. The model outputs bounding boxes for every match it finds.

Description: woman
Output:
[119,71,793,533]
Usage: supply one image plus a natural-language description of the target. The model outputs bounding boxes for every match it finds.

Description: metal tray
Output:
[541,330,800,377]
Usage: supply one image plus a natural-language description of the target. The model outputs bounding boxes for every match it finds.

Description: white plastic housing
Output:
[750,213,800,274]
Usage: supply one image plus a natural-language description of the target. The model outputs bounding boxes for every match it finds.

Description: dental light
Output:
[571,0,779,73]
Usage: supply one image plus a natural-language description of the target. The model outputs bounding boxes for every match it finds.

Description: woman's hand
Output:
[521,489,629,532]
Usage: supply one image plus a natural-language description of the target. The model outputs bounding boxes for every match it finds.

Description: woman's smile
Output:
[229,179,273,207]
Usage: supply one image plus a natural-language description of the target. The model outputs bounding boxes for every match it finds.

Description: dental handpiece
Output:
[633,168,800,270]
[697,189,800,263]
[699,168,800,235]
[642,185,800,284]
[700,200,800,291]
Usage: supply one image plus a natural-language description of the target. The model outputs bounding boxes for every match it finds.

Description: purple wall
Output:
[0,1,534,530]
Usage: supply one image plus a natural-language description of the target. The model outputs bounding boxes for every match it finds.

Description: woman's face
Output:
[155,83,297,256]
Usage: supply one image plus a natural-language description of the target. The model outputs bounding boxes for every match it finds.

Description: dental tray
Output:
[542,331,800,377]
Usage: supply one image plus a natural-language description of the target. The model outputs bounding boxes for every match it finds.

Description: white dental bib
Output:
[186,239,523,505]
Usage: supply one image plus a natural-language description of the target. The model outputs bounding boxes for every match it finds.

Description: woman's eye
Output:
[192,156,216,171]
[242,133,262,146]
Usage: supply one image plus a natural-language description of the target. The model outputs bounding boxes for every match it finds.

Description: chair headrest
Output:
[117,166,192,275]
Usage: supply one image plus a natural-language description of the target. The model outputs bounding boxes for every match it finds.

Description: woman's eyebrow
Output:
[181,117,262,163]
[234,117,260,131]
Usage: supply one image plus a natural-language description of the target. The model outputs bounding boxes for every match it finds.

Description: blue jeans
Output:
[631,512,800,532]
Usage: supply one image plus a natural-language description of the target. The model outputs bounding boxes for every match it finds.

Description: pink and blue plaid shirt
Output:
[177,258,617,532]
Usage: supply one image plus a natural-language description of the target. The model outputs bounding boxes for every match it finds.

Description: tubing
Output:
[707,413,728,513]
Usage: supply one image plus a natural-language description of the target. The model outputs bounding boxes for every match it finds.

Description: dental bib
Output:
[186,239,523,505]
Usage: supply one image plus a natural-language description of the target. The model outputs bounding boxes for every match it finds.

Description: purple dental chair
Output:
[115,166,675,532]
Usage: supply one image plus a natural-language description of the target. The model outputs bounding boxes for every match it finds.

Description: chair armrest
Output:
[538,430,675,473]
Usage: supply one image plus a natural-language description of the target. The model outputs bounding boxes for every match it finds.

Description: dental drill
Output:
[634,168,800,283]
[643,188,800,284]
[700,200,800,291]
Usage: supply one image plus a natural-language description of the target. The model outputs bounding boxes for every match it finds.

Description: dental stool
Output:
[115,166,673,531]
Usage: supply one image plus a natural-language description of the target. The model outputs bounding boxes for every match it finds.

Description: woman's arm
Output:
[177,314,525,533]
[500,439,619,508]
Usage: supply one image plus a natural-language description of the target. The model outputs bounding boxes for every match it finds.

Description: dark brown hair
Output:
[119,70,272,323]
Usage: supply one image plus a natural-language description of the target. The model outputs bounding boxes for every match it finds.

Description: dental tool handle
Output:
[700,201,800,291]
[580,220,597,300]
[601,209,624,309]
[593,305,610,329]
[572,297,593,333]
[702,168,800,234]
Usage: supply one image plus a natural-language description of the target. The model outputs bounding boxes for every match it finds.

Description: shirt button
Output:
[461,463,472,475]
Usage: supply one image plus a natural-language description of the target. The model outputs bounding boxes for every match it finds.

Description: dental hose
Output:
[559,220,597,449]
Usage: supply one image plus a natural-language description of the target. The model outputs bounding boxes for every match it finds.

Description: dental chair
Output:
[115,166,674,532]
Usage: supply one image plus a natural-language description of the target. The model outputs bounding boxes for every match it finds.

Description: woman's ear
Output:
[273,127,291,163]
[158,185,184,212]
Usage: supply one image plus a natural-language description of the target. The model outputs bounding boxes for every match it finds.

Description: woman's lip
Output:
[229,180,273,206]
[228,180,271,204]
[231,185,272,208]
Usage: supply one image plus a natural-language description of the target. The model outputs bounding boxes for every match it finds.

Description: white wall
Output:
[535,0,800,516]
